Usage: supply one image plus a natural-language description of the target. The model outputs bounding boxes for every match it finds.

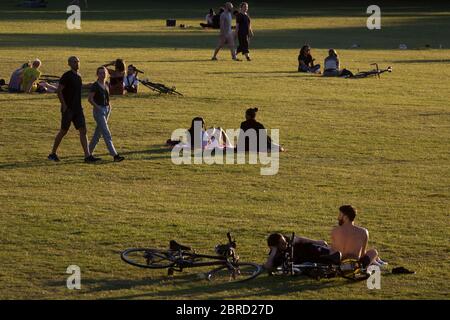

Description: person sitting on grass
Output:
[21,59,58,94]
[330,205,386,268]
[104,59,126,95]
[323,49,354,78]
[123,64,139,93]
[8,62,30,93]
[263,233,330,271]
[211,8,224,29]
[167,117,234,150]
[298,45,321,74]
[200,9,215,28]
[236,108,285,152]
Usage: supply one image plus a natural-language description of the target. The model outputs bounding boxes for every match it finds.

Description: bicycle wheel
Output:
[206,262,262,284]
[121,248,175,269]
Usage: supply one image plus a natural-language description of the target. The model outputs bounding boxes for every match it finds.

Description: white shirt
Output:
[324,56,339,71]
[123,74,139,87]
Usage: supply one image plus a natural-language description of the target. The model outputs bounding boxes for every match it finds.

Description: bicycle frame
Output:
[273,232,366,280]
[157,232,240,275]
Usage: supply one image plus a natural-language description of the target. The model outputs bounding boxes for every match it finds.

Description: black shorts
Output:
[61,108,86,131]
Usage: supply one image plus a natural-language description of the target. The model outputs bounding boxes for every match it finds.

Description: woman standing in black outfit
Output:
[236,2,253,61]
[88,67,124,162]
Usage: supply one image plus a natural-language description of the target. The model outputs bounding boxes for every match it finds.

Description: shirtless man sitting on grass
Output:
[331,205,384,268]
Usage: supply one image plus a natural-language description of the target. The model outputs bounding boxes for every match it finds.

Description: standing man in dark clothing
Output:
[48,56,99,163]
[236,2,253,61]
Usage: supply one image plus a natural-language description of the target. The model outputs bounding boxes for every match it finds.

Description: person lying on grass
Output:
[166,117,235,150]
[330,205,386,268]
[298,44,321,74]
[8,62,30,93]
[263,233,330,271]
[323,49,353,78]
[21,59,58,94]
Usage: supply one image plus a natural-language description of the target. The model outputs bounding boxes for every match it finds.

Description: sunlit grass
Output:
[0,0,449,299]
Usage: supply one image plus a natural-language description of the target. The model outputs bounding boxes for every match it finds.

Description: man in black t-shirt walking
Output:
[48,56,99,163]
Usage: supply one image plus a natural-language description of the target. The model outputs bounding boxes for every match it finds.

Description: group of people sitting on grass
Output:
[200,8,223,29]
[3,58,140,95]
[167,108,285,152]
[102,59,140,95]
[7,59,58,93]
[298,45,354,77]
[263,205,386,271]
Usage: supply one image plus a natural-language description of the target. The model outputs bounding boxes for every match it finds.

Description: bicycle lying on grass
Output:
[268,233,370,281]
[121,233,262,283]
[138,78,183,96]
[350,63,393,79]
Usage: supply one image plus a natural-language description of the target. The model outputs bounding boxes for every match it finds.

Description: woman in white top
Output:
[123,64,139,93]
[323,49,354,77]
[168,117,234,150]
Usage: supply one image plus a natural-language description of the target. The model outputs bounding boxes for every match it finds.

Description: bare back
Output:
[331,224,368,260]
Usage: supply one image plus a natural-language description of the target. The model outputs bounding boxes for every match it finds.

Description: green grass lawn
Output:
[0,0,449,299]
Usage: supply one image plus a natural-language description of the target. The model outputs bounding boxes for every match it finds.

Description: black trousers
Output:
[237,33,250,55]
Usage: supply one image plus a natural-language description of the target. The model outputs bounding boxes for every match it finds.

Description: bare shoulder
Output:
[355,225,369,237]
[331,226,340,235]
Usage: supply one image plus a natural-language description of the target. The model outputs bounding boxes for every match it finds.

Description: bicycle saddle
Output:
[215,244,234,256]
[317,251,342,265]
[169,240,192,251]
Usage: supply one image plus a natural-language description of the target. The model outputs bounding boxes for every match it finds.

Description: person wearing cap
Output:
[211,2,238,61]
[236,108,284,152]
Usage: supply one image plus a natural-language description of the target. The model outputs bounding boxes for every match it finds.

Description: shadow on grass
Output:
[1,14,449,50]
[207,71,300,75]
[104,273,361,299]
[2,1,450,21]
[0,146,172,170]
[393,59,450,64]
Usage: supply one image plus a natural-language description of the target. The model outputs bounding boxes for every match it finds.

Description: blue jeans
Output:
[299,64,321,73]
[89,105,118,156]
